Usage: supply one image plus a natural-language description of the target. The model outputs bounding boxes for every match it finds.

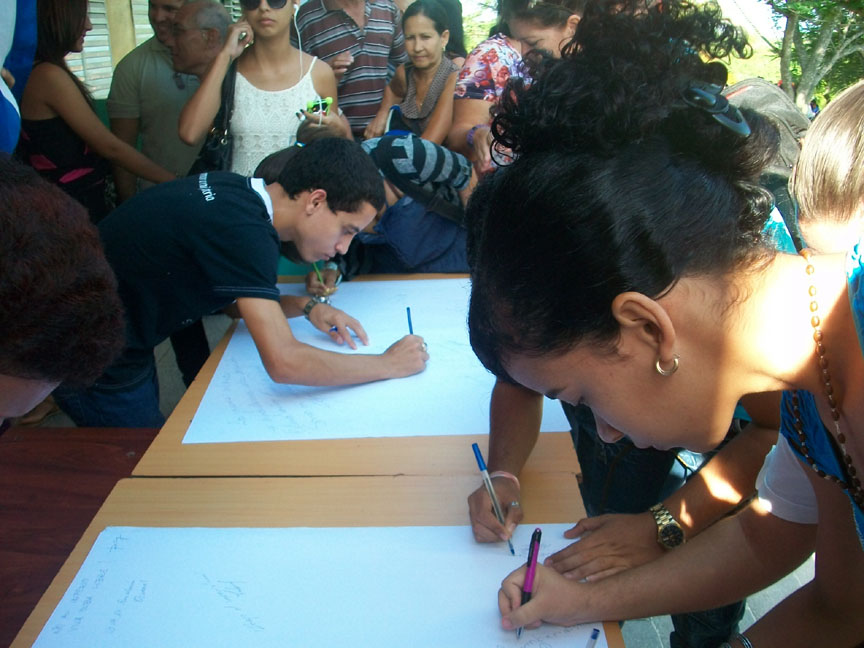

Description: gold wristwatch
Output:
[649,503,685,549]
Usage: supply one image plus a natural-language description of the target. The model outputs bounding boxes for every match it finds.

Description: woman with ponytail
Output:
[17,0,174,222]
[467,2,864,644]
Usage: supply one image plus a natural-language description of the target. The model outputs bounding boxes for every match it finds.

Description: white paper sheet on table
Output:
[34,524,608,647]
[183,278,569,443]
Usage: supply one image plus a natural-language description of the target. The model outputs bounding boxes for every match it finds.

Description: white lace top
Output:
[229,59,319,176]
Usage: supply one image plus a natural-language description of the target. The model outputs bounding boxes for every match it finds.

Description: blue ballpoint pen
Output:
[471,443,515,555]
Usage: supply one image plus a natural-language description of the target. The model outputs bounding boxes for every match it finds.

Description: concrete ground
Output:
[33,313,815,647]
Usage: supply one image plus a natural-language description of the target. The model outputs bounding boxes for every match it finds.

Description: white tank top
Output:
[229,58,319,176]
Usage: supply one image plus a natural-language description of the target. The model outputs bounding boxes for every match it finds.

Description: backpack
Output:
[724,78,811,250]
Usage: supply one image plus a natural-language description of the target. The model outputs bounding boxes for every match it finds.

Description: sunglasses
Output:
[240,0,289,9]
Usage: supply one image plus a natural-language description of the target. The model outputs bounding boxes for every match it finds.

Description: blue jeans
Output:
[358,196,467,273]
[563,403,745,648]
[54,350,165,428]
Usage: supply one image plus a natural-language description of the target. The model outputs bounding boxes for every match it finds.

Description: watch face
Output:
[659,524,685,548]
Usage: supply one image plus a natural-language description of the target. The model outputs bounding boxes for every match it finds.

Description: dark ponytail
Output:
[467,0,779,378]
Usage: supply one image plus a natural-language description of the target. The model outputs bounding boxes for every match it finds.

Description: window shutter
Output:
[131,0,153,46]
[65,0,113,99]
[223,0,244,21]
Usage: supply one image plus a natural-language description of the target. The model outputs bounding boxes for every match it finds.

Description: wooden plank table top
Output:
[0,427,157,648]
[11,473,624,648]
[134,274,575,478]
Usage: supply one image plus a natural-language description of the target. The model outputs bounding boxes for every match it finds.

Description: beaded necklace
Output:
[791,249,863,509]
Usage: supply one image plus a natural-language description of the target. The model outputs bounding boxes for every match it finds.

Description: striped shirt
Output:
[362,133,471,215]
[294,0,408,135]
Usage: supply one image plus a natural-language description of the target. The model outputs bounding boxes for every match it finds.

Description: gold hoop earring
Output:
[655,354,680,377]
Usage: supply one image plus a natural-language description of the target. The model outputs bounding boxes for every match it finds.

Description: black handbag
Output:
[188,61,238,175]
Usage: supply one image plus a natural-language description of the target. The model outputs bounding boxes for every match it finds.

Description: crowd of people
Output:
[2,0,863,646]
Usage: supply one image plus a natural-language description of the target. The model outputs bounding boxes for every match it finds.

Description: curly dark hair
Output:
[467,0,779,380]
[0,156,125,385]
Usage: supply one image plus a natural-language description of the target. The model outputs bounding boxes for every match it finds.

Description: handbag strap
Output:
[213,60,238,143]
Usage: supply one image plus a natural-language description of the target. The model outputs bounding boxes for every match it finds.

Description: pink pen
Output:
[516,527,542,639]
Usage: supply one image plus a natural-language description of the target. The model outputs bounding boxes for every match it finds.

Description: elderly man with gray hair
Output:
[168,0,232,78]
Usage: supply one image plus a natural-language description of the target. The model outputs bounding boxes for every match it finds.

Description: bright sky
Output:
[461,0,783,42]
[715,0,782,41]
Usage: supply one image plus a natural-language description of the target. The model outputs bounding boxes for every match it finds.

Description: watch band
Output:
[649,502,685,548]
[303,295,330,320]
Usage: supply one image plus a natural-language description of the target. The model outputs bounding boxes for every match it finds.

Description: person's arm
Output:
[447,97,493,171]
[742,472,864,647]
[547,393,783,581]
[467,379,543,543]
[308,58,352,139]
[29,64,174,184]
[109,117,140,202]
[548,423,779,580]
[178,21,251,145]
[363,66,406,140]
[384,132,472,189]
[419,70,458,145]
[235,296,428,385]
[499,499,817,633]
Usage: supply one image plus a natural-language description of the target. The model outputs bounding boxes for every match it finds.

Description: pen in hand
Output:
[406,306,413,335]
[517,527,542,639]
[471,443,515,555]
[309,262,338,333]
[312,261,337,297]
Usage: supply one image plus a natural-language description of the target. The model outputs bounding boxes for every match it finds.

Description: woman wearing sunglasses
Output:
[179,0,351,177]
[467,1,864,645]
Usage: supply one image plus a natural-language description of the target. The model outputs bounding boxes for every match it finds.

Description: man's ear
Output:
[610,291,677,362]
[203,27,219,49]
[306,188,328,215]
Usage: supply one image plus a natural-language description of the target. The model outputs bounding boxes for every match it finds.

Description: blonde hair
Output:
[791,81,864,226]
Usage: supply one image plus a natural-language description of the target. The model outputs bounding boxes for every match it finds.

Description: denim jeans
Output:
[54,350,165,428]
[357,196,467,274]
[563,403,746,648]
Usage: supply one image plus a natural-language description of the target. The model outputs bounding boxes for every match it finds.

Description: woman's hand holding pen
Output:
[499,563,586,631]
[305,267,340,297]
[467,478,523,543]
[381,335,428,377]
[307,303,368,350]
[545,512,662,582]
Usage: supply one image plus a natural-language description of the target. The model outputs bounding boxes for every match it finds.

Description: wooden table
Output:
[0,427,157,648]
[11,473,623,647]
[134,274,575,478]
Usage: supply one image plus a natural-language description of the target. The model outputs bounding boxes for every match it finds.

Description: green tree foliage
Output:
[762,0,864,110]
[462,2,498,51]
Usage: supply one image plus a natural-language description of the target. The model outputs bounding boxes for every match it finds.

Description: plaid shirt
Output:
[294,0,408,135]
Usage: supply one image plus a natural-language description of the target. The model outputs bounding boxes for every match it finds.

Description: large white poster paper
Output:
[34,524,608,647]
[183,279,569,443]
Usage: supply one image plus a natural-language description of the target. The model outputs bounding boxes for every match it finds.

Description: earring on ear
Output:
[655,354,680,377]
